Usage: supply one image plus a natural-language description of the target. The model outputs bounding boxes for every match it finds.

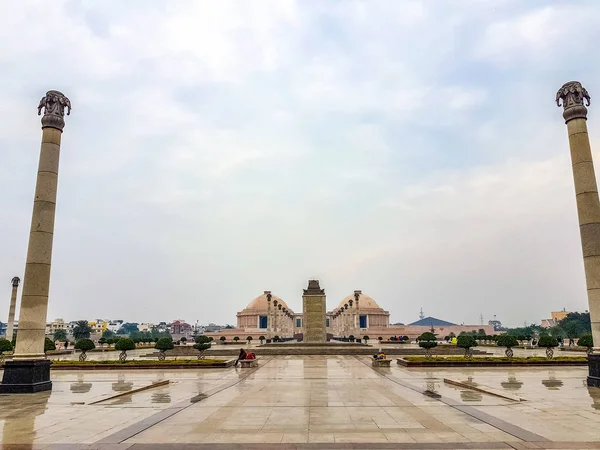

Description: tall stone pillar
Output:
[6,277,20,341]
[0,90,71,394]
[556,81,600,387]
[266,291,272,334]
[302,280,327,343]
[273,300,278,336]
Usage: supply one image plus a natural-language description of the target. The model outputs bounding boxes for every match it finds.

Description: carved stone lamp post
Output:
[556,81,600,387]
[0,90,71,393]
[6,277,20,342]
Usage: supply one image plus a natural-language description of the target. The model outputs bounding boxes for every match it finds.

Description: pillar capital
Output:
[11,276,20,288]
[556,81,590,123]
[38,90,71,131]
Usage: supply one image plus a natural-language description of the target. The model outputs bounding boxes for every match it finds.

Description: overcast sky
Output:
[1,0,600,328]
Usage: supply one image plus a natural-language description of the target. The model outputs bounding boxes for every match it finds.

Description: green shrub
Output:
[402,335,409,342]
[246,336,253,342]
[417,332,437,355]
[456,335,478,349]
[378,336,383,341]
[578,334,594,349]
[259,335,266,343]
[195,335,211,344]
[233,336,240,342]
[363,335,370,342]
[219,336,226,342]
[273,335,279,342]
[155,337,175,351]
[115,338,136,351]
[496,334,518,348]
[538,335,558,348]
[98,337,107,346]
[44,337,56,353]
[0,338,13,354]
[456,335,478,357]
[180,337,187,343]
[74,338,95,352]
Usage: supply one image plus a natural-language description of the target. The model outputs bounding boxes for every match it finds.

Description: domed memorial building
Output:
[205,285,493,342]
[329,290,390,337]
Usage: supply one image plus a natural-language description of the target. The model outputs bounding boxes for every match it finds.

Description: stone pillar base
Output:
[588,354,600,387]
[0,360,52,393]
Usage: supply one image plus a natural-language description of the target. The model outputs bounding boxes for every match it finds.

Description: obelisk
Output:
[6,277,20,341]
[556,81,600,387]
[0,90,71,393]
[302,280,327,343]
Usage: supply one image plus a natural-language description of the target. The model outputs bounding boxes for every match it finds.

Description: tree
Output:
[363,335,370,344]
[557,312,591,339]
[233,336,240,342]
[194,335,212,359]
[180,337,187,344]
[417,332,437,358]
[496,334,519,358]
[538,335,558,359]
[72,320,92,339]
[53,329,67,342]
[44,337,56,355]
[117,323,139,335]
[246,336,253,344]
[115,338,136,362]
[456,335,478,358]
[259,335,266,344]
[74,338,95,361]
[102,330,115,339]
[220,336,226,343]
[98,337,107,347]
[578,334,594,355]
[155,337,174,361]
[0,338,13,362]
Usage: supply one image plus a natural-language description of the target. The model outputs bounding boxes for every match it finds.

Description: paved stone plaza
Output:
[1,355,600,449]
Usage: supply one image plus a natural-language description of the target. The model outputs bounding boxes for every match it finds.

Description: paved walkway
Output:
[1,356,599,449]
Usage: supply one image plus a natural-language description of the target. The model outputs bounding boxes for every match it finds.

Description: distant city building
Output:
[45,318,68,335]
[409,317,456,327]
[138,323,153,332]
[541,310,572,328]
[170,320,192,335]
[106,320,124,333]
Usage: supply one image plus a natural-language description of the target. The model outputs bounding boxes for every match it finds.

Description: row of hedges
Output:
[416,332,595,359]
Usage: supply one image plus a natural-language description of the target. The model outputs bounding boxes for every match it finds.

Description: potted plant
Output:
[273,335,280,342]
[246,336,253,346]
[219,336,226,344]
[194,335,212,359]
[456,335,478,358]
[180,337,187,345]
[363,335,370,345]
[538,335,559,359]
[417,332,437,358]
[348,335,355,342]
[74,338,95,361]
[0,338,13,363]
[578,334,594,355]
[233,336,240,343]
[115,338,136,363]
[402,335,409,343]
[259,335,266,344]
[378,336,383,342]
[496,334,518,358]
[155,337,174,361]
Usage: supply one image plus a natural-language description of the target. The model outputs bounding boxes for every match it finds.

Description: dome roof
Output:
[336,292,382,310]
[244,292,291,312]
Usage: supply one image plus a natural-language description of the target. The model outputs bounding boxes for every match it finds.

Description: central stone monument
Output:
[302,280,327,343]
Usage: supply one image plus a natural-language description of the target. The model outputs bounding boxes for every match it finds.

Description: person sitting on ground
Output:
[235,348,247,367]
